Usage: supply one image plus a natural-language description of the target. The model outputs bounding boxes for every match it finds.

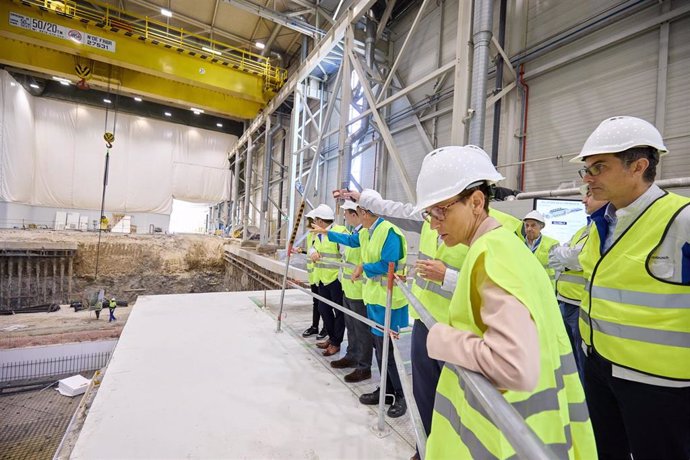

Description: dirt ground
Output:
[0,229,228,349]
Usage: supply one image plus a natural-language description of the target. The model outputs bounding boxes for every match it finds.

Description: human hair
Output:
[615,146,659,183]
[345,210,358,217]
[320,218,334,225]
[458,183,492,212]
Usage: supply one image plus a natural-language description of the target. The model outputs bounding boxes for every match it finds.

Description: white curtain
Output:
[0,70,237,215]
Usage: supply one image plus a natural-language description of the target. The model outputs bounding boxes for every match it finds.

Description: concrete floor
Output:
[70,290,415,459]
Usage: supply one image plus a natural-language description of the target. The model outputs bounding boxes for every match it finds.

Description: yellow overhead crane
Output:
[0,0,288,119]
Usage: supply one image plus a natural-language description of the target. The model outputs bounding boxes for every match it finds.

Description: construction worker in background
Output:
[309,204,348,357]
[330,200,373,383]
[573,116,690,459]
[414,146,595,459]
[108,297,117,322]
[100,215,109,231]
[93,297,102,320]
[521,210,559,285]
[548,186,607,381]
[300,212,325,340]
[312,194,408,418]
[333,146,522,460]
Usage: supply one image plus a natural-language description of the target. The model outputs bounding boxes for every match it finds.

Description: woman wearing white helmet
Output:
[415,146,595,459]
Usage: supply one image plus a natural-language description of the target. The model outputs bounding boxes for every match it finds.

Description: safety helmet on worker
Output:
[358,189,382,213]
[570,116,668,162]
[414,145,504,213]
[340,200,359,211]
[310,204,335,220]
[523,210,546,225]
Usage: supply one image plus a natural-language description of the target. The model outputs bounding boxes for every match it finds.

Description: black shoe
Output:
[302,326,318,337]
[387,394,407,418]
[359,387,395,405]
[316,327,328,340]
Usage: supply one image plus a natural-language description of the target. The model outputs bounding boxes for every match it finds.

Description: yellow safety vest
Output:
[556,225,589,306]
[359,220,408,308]
[427,226,596,460]
[489,208,523,234]
[340,227,363,300]
[531,234,560,286]
[306,233,318,285]
[410,220,467,322]
[313,224,347,285]
[579,192,690,379]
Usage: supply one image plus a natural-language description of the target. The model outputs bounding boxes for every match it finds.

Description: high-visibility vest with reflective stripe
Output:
[427,226,596,460]
[579,192,690,379]
[556,225,589,306]
[314,225,347,285]
[532,234,560,286]
[410,220,467,321]
[306,233,318,285]
[341,227,363,300]
[359,220,408,309]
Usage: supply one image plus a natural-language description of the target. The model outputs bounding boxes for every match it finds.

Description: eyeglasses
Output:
[422,198,462,222]
[578,163,607,178]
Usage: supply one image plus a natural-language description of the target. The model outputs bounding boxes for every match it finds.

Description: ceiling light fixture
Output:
[191,107,204,114]
[134,97,142,102]
[164,112,172,117]
[255,41,265,50]
[60,80,70,86]
[103,98,112,104]
[201,46,222,56]
[30,83,39,89]
[161,8,172,17]
[216,123,223,128]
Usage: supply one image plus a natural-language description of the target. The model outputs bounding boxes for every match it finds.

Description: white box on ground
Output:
[54,211,67,230]
[57,374,90,397]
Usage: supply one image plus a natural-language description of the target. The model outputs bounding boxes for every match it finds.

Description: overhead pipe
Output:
[517,177,690,200]
[518,64,530,191]
[340,13,375,191]
[490,0,508,165]
[467,0,494,147]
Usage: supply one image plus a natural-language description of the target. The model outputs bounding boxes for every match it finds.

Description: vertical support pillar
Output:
[450,0,473,145]
[260,117,272,246]
[52,258,57,303]
[67,256,73,302]
[654,0,670,178]
[60,257,65,303]
[8,258,13,309]
[337,27,353,192]
[243,136,254,241]
[232,149,241,234]
[26,259,32,307]
[43,259,48,302]
[17,258,23,309]
[35,260,41,308]
[467,0,494,147]
[0,258,5,309]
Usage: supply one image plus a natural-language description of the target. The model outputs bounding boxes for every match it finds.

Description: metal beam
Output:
[450,0,473,145]
[376,0,397,39]
[347,32,416,201]
[228,0,378,160]
[223,0,324,39]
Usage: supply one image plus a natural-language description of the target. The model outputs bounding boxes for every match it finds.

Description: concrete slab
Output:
[70,291,414,459]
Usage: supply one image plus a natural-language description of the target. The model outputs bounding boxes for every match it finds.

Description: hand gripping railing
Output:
[394,279,556,460]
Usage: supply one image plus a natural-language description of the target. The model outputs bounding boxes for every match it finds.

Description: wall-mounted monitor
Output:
[533,198,587,244]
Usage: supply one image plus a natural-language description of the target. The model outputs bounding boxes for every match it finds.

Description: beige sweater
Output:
[426,217,541,392]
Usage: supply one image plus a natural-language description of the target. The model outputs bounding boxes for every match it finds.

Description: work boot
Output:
[387,393,407,418]
[302,326,318,337]
[344,368,371,383]
[359,387,394,405]
[316,327,328,340]
[330,357,356,369]
[316,339,331,349]
[323,344,340,357]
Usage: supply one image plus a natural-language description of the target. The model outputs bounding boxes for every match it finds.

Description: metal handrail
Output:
[395,279,556,460]
[23,0,287,87]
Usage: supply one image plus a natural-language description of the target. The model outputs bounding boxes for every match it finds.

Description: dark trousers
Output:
[317,280,345,346]
[310,284,321,329]
[108,308,116,322]
[411,320,443,437]
[584,351,690,459]
[559,301,585,384]
[343,296,373,370]
[95,310,101,319]
[373,334,403,396]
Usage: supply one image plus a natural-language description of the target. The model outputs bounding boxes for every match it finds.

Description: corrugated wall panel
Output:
[526,0,628,47]
[523,30,658,191]
[662,16,690,178]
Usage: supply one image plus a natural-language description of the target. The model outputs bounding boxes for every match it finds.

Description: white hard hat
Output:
[414,145,504,213]
[523,210,545,224]
[570,116,668,163]
[359,189,382,212]
[311,204,335,220]
[305,209,316,219]
[341,200,359,211]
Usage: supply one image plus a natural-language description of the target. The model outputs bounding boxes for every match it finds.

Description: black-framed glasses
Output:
[422,197,463,222]
[578,163,607,178]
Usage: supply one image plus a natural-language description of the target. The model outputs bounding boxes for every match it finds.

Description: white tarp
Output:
[0,70,237,215]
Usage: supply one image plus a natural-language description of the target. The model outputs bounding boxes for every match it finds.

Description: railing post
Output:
[372,262,395,437]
